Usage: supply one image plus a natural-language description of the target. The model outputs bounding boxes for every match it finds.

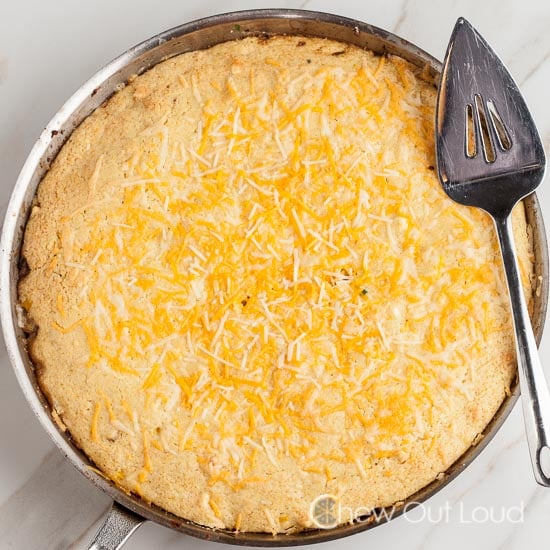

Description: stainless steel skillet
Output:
[0,9,547,549]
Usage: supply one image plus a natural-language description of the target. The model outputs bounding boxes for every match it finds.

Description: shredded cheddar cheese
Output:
[79,52,492,470]
[90,401,101,443]
[21,35,533,534]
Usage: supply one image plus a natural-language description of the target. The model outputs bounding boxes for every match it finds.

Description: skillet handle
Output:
[88,501,145,550]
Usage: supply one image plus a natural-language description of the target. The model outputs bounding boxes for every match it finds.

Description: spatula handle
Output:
[495,214,550,486]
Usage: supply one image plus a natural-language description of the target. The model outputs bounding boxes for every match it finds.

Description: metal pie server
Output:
[435,17,550,486]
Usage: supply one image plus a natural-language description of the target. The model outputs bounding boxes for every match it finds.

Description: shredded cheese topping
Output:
[51,41,517,493]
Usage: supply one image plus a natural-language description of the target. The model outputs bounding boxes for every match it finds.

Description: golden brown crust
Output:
[20,36,533,533]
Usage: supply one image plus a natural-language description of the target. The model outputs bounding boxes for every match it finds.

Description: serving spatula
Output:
[435,18,550,486]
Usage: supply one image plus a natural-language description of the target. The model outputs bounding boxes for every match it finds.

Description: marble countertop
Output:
[1,0,549,548]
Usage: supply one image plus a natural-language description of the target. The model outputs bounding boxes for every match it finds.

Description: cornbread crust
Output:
[20,36,534,533]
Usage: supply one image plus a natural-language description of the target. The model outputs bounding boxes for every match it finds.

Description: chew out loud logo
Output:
[309,495,525,528]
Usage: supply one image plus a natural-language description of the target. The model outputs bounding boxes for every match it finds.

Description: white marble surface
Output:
[1,0,549,548]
